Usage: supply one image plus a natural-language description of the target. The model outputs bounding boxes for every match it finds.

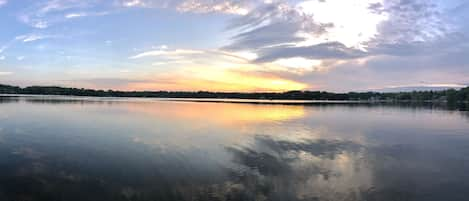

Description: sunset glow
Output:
[0,0,467,92]
[128,69,308,92]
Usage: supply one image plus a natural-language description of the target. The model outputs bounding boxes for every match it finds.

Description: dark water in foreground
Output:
[1,96,469,201]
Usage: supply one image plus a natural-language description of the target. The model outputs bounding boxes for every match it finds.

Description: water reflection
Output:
[0,96,469,201]
[126,101,306,126]
[225,136,369,201]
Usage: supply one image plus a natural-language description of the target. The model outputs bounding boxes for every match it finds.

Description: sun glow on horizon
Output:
[127,70,308,92]
[126,48,310,92]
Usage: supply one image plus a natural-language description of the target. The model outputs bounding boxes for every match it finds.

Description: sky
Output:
[0,0,468,92]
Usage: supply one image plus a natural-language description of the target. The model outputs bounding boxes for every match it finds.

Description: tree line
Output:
[1,84,468,103]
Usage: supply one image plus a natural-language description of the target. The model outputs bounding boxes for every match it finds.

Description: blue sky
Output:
[0,0,468,92]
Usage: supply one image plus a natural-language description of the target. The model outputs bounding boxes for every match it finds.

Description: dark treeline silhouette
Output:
[1,84,469,102]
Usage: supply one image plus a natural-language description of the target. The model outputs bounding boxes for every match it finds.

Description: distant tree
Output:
[1,83,468,103]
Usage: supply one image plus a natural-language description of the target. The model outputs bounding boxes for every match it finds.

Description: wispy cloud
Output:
[152,60,193,66]
[118,0,254,15]
[0,33,55,56]
[64,11,109,19]
[176,0,251,15]
[15,33,53,43]
[18,0,107,28]
[130,47,261,68]
[130,49,204,59]
[224,1,335,61]
[255,42,367,63]
[121,0,145,7]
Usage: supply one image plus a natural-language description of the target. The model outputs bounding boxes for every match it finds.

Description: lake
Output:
[1,96,469,201]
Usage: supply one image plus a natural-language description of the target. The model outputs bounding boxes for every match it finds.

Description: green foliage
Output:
[1,84,469,102]
[0,84,21,94]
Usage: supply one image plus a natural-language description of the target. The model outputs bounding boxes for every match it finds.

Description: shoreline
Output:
[1,93,465,105]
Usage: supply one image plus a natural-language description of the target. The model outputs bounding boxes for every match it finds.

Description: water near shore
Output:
[0,96,469,201]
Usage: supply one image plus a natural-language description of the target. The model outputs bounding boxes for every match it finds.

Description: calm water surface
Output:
[1,96,469,201]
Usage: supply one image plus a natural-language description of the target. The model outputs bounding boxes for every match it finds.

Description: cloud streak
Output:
[118,0,255,15]
[64,11,109,19]
[18,0,108,28]
[15,33,54,43]
[130,49,204,59]
[255,42,367,63]
[225,2,332,51]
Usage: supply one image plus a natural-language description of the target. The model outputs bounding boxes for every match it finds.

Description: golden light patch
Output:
[125,101,306,126]
[128,67,307,92]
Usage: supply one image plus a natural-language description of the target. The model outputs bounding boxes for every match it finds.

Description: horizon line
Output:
[1,83,467,94]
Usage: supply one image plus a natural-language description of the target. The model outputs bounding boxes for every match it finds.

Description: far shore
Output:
[1,93,464,105]
[1,84,468,105]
